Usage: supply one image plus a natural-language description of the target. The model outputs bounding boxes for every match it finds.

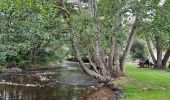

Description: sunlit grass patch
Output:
[123,62,170,100]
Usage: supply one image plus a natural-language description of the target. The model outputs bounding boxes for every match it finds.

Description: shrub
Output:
[130,40,148,60]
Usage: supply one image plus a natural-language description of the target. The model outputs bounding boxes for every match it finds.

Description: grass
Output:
[123,62,170,100]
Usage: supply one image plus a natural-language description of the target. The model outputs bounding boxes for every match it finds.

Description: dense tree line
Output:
[0,0,169,83]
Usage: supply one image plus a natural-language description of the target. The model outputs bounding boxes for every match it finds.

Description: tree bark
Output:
[120,17,138,72]
[99,44,107,67]
[145,36,156,64]
[108,37,116,73]
[155,36,162,68]
[114,42,122,77]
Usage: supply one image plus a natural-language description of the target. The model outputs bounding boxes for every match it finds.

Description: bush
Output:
[130,40,148,60]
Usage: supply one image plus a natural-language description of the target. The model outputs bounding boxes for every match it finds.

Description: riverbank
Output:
[123,62,170,100]
[1,62,170,100]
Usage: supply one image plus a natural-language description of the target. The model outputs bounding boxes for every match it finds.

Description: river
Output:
[0,62,122,100]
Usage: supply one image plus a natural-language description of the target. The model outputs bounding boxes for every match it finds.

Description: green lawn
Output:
[123,63,170,100]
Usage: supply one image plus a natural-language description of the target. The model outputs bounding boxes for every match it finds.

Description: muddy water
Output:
[0,63,122,100]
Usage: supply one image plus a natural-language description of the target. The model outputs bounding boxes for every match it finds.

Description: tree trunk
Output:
[162,45,170,68]
[88,0,98,17]
[145,36,156,64]
[88,53,99,73]
[108,11,121,76]
[76,0,83,14]
[93,42,110,76]
[108,37,116,74]
[114,42,122,77]
[72,36,112,82]
[155,37,163,68]
[120,17,138,72]
[89,0,111,77]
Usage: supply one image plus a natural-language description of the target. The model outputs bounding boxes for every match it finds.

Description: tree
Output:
[143,0,170,69]
[56,0,141,83]
[0,0,68,67]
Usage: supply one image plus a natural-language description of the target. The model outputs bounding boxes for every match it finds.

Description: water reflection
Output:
[0,84,88,100]
[0,66,97,100]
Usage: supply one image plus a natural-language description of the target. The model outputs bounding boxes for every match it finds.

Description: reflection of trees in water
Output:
[0,84,88,100]
[0,85,37,100]
[0,68,97,100]
[0,70,62,86]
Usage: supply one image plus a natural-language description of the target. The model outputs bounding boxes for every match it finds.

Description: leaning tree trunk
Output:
[162,45,170,68]
[120,17,138,72]
[72,36,112,82]
[145,36,156,64]
[94,42,111,77]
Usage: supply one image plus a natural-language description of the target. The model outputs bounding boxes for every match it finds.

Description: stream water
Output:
[0,62,122,100]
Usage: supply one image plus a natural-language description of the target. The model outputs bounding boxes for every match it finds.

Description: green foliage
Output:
[0,0,68,67]
[130,40,148,60]
[0,0,169,68]
[138,0,170,49]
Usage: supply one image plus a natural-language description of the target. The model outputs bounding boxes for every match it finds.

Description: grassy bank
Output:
[123,63,170,100]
